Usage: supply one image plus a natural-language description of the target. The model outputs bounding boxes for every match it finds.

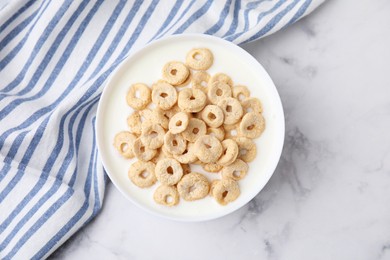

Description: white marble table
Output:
[51,0,390,259]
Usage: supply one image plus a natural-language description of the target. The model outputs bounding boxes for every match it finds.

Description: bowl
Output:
[96,34,285,221]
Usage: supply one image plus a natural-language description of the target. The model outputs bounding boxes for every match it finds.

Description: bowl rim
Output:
[96,33,285,222]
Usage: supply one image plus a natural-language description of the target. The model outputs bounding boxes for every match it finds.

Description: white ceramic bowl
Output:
[96,34,285,221]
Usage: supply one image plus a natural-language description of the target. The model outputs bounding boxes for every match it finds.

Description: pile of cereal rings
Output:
[113,48,265,206]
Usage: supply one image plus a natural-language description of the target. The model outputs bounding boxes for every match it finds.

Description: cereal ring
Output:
[239,112,265,139]
[218,97,243,125]
[182,118,207,143]
[140,123,165,149]
[152,82,178,110]
[128,161,157,188]
[191,71,210,93]
[242,97,263,114]
[113,131,137,158]
[168,112,189,134]
[181,164,191,175]
[178,88,207,113]
[126,83,151,110]
[153,185,179,207]
[233,85,250,101]
[173,143,197,164]
[207,127,225,141]
[211,179,240,205]
[202,163,223,173]
[163,131,187,155]
[208,81,232,105]
[217,139,239,166]
[186,48,213,70]
[224,123,240,139]
[155,158,183,185]
[127,111,142,136]
[209,73,233,87]
[235,137,257,162]
[221,159,248,181]
[177,172,210,201]
[201,105,224,128]
[133,138,157,161]
[194,135,223,163]
[162,61,190,86]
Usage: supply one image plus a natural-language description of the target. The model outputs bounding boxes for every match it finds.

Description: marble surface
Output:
[51,0,390,259]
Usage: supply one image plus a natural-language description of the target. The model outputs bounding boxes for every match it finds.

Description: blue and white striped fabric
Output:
[0,0,323,258]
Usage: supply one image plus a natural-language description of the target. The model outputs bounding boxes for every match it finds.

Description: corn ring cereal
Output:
[126,83,151,110]
[168,112,189,134]
[162,61,190,86]
[221,159,248,181]
[235,137,257,163]
[239,112,265,139]
[211,179,240,205]
[182,118,207,143]
[152,82,178,110]
[233,85,250,101]
[128,161,157,188]
[113,131,137,158]
[178,88,207,113]
[194,135,223,163]
[242,97,263,114]
[217,139,239,166]
[155,158,183,185]
[153,185,179,206]
[186,48,213,70]
[163,131,187,155]
[201,105,224,128]
[208,81,232,105]
[218,97,243,125]
[140,123,165,149]
[133,138,157,161]
[177,173,210,201]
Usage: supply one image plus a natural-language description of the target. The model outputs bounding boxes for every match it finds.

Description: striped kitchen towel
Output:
[0,0,324,258]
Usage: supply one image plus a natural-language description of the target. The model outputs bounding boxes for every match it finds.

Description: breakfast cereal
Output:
[153,185,179,206]
[211,179,240,205]
[128,161,157,188]
[168,111,189,134]
[186,48,213,70]
[201,105,224,128]
[207,81,232,105]
[177,173,210,201]
[221,159,248,181]
[115,47,266,207]
[151,82,178,110]
[216,139,239,166]
[155,158,183,185]
[162,61,190,85]
[126,83,151,110]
